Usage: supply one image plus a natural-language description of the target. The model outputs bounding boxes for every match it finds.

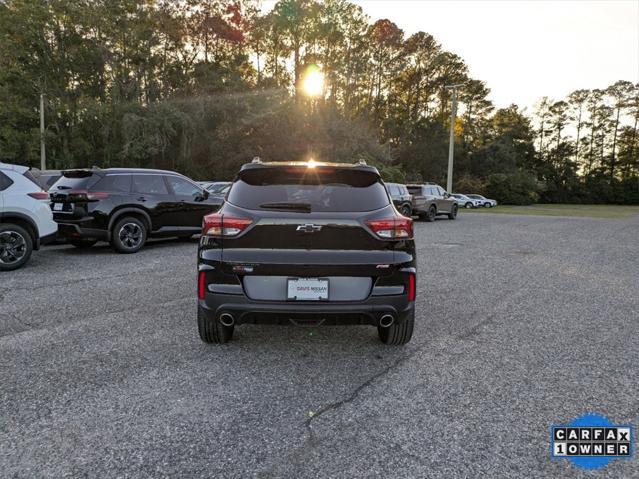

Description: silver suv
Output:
[406,183,458,222]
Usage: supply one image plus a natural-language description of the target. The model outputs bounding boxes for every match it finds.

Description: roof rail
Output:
[357,159,367,166]
[252,156,262,164]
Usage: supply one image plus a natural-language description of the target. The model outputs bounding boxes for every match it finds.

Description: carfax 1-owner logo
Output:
[551,413,634,469]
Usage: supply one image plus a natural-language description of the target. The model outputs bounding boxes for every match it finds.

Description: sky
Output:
[261,0,639,111]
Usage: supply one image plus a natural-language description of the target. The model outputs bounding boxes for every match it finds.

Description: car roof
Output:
[239,161,380,175]
[406,183,440,187]
[0,162,29,174]
[62,167,186,177]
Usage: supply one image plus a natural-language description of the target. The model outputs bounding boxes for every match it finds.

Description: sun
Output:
[301,66,324,98]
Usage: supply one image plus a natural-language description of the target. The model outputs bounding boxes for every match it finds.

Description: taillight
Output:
[366,216,413,239]
[407,273,416,301]
[198,271,206,300]
[63,189,109,200]
[27,192,50,200]
[202,213,252,237]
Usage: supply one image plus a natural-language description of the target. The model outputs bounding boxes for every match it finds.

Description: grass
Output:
[462,204,639,219]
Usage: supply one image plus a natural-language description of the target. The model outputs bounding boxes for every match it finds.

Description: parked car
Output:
[197,160,416,345]
[406,183,458,221]
[0,162,58,271]
[197,181,214,190]
[203,181,232,198]
[451,193,481,209]
[30,169,63,191]
[385,182,412,217]
[49,168,223,253]
[466,194,497,207]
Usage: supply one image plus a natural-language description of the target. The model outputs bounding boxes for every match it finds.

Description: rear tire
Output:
[198,307,234,344]
[400,204,412,217]
[0,224,33,271]
[378,310,414,345]
[448,205,458,220]
[425,205,436,222]
[111,216,147,254]
[68,238,98,248]
[465,202,473,209]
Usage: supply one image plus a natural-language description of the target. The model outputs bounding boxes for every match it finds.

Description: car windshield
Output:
[228,167,389,212]
[208,183,230,193]
[51,171,100,191]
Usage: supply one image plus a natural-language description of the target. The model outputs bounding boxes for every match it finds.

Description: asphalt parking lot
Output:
[1,212,638,478]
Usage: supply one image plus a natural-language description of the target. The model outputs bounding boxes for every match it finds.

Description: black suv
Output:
[385,182,412,217]
[50,168,223,253]
[197,161,417,345]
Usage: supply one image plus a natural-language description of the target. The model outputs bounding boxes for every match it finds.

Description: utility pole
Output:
[445,83,464,193]
[40,92,46,170]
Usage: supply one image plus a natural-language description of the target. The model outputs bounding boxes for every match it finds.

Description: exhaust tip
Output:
[219,313,235,327]
[379,314,395,328]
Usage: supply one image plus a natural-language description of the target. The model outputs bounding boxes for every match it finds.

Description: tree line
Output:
[0,0,637,204]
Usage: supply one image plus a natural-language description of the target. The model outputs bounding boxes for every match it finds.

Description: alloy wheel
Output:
[118,223,143,249]
[0,230,27,265]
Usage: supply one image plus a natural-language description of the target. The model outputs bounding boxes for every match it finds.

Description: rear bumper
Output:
[198,292,414,327]
[57,222,109,241]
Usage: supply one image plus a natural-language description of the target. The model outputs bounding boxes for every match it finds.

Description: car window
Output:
[229,167,389,212]
[437,187,446,196]
[131,175,168,195]
[407,186,422,195]
[0,171,13,191]
[91,175,131,193]
[167,176,201,197]
[51,172,100,191]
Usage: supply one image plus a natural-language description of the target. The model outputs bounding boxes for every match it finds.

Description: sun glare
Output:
[301,67,324,97]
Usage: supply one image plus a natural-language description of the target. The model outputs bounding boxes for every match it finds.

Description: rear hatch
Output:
[49,170,103,218]
[210,164,412,301]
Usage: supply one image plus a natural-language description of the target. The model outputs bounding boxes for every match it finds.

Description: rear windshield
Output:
[228,167,389,212]
[51,171,100,191]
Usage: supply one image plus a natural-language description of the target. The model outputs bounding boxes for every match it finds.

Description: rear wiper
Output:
[259,202,312,212]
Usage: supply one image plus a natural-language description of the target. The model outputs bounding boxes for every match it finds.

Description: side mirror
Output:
[195,190,209,202]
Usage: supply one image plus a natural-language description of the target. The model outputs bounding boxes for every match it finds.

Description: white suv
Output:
[0,162,58,271]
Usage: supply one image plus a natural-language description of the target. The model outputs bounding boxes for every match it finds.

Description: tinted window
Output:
[407,186,422,195]
[23,170,44,188]
[91,174,131,193]
[0,172,13,191]
[51,172,100,191]
[131,175,168,195]
[228,167,389,212]
[167,176,201,197]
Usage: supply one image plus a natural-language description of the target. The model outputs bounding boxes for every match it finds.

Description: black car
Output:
[385,182,412,217]
[196,161,417,345]
[50,168,223,253]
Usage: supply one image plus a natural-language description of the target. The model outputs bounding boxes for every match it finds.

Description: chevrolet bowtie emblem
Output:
[296,224,322,233]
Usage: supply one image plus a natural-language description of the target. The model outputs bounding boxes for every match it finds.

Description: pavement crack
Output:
[305,347,423,439]
[258,345,425,478]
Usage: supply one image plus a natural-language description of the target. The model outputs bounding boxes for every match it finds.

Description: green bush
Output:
[485,171,540,205]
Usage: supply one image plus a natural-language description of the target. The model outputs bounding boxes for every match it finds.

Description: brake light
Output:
[27,192,50,200]
[198,271,206,300]
[202,213,252,237]
[366,217,413,239]
[408,273,416,301]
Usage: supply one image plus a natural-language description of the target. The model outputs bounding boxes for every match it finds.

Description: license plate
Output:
[287,278,329,301]
[53,203,64,211]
